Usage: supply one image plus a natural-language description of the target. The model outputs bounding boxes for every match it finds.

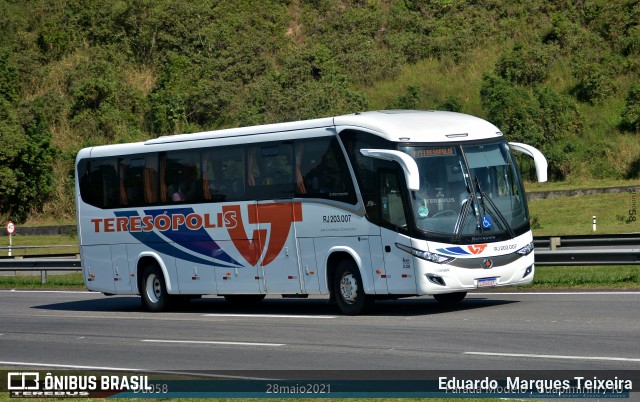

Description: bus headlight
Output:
[516,242,534,256]
[395,243,455,264]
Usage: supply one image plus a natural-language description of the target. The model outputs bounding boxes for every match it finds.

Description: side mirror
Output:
[508,142,548,183]
[360,149,420,191]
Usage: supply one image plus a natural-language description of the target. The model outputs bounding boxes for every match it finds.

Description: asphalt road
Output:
[0,290,639,374]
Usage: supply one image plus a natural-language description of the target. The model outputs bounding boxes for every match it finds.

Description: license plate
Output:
[477,277,497,288]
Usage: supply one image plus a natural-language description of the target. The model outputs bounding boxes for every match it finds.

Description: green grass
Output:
[0,273,84,289]
[524,179,639,192]
[523,266,640,289]
[528,191,640,236]
[0,234,78,256]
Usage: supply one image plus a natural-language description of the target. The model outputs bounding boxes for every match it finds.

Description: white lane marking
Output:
[465,351,640,362]
[0,361,275,380]
[141,339,285,347]
[203,313,335,319]
[0,361,143,371]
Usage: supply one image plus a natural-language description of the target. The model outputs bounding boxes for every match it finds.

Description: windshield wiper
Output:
[453,195,471,244]
[474,177,515,238]
[453,160,480,243]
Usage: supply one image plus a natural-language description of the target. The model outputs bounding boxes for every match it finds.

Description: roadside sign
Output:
[6,221,15,235]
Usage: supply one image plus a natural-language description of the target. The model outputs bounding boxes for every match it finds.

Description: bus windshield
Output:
[399,141,528,241]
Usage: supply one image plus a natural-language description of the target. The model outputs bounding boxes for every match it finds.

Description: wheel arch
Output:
[325,247,373,298]
[136,252,174,295]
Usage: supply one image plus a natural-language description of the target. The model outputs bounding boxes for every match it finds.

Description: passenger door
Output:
[258,201,303,294]
[378,170,417,294]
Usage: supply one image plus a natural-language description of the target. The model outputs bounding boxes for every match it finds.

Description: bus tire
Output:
[141,264,170,312]
[334,259,372,315]
[223,294,266,306]
[433,291,467,306]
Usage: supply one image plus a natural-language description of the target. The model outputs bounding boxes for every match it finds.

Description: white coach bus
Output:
[75,110,547,315]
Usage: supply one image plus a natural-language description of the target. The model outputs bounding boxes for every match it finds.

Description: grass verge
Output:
[0,273,84,290]
[521,266,640,289]
[528,191,640,236]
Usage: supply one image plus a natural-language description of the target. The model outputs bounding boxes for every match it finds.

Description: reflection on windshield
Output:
[399,142,528,240]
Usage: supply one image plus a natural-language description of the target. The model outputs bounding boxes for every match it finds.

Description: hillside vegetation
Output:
[0,0,639,223]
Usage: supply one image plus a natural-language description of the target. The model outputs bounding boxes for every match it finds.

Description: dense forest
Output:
[0,0,639,223]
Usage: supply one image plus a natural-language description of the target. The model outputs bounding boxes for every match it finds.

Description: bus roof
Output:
[334,110,503,142]
[143,110,502,145]
[79,110,504,158]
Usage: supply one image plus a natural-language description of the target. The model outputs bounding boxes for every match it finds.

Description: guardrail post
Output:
[550,237,561,251]
[41,270,47,284]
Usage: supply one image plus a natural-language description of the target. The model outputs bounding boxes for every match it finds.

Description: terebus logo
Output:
[93,203,302,268]
[436,244,488,256]
[468,244,487,254]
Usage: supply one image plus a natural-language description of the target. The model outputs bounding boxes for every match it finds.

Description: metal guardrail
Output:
[0,257,81,284]
[532,234,640,266]
[533,233,640,249]
[534,249,640,266]
[0,259,81,270]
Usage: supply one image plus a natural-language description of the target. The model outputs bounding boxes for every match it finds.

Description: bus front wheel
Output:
[334,260,372,315]
[141,264,170,312]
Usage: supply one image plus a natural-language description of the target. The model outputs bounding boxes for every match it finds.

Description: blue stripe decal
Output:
[115,210,243,268]
[436,246,470,256]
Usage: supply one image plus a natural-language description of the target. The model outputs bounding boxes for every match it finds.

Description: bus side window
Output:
[119,154,159,207]
[295,137,357,204]
[247,143,293,200]
[203,146,245,202]
[380,170,408,233]
[78,159,92,205]
[161,151,201,204]
[340,129,394,220]
[86,158,117,209]
[142,154,158,205]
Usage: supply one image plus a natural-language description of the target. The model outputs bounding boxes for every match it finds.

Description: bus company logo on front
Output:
[436,244,488,256]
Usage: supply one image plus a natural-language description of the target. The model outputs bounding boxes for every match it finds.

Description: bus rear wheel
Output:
[433,291,467,307]
[334,259,372,315]
[141,264,170,312]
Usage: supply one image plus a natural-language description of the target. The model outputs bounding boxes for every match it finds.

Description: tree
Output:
[0,99,57,223]
[621,84,640,133]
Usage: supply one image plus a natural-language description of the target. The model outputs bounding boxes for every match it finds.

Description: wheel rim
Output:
[339,273,358,304]
[145,273,161,304]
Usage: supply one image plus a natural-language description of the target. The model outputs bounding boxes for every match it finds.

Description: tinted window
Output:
[161,151,201,203]
[247,142,294,199]
[77,158,118,208]
[380,170,409,234]
[91,158,117,208]
[119,154,158,207]
[202,146,245,202]
[340,130,395,222]
[295,137,357,204]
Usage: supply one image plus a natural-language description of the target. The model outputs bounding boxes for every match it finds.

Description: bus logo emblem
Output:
[482,258,493,269]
